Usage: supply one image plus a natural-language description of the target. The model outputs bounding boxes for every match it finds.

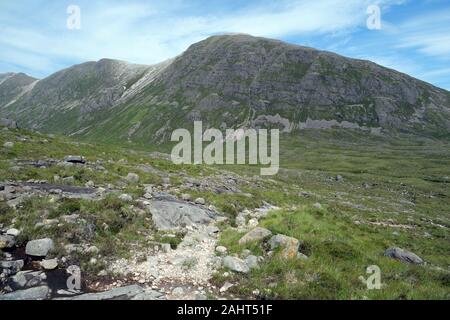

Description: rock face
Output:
[268,234,300,259]
[384,247,424,264]
[0,35,448,143]
[25,238,54,257]
[147,199,219,230]
[238,227,272,245]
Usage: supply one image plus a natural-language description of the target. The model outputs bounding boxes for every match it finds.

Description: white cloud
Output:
[0,0,401,77]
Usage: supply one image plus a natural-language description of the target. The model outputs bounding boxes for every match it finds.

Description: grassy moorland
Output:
[0,127,449,299]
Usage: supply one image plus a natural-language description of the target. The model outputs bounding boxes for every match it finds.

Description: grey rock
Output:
[0,260,24,274]
[118,194,133,202]
[60,285,164,300]
[238,227,272,245]
[126,173,140,184]
[245,255,259,269]
[194,197,206,205]
[25,238,54,257]
[0,285,49,300]
[3,141,14,148]
[223,256,250,273]
[215,246,227,255]
[268,234,300,259]
[148,199,219,230]
[0,118,18,129]
[0,234,16,249]
[384,247,424,264]
[64,156,86,164]
[40,258,58,270]
[6,228,21,237]
[10,270,46,290]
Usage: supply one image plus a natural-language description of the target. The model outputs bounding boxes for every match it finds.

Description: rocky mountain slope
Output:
[1,34,449,143]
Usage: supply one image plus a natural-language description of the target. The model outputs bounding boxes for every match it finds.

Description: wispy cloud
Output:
[0,0,449,90]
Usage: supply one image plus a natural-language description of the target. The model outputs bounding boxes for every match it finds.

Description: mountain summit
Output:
[1,34,449,142]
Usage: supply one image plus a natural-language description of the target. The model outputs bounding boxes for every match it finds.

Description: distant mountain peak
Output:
[0,34,449,142]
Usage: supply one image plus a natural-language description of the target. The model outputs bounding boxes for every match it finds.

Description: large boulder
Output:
[384,247,424,264]
[268,234,300,259]
[238,227,272,245]
[25,238,54,257]
[223,256,250,273]
[147,199,218,230]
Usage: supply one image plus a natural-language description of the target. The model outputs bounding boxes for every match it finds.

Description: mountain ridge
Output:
[1,34,449,143]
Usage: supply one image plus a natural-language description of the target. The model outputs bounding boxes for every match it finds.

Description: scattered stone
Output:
[181,193,192,201]
[220,282,234,293]
[215,246,227,255]
[97,270,108,277]
[245,255,259,269]
[85,246,100,254]
[241,249,251,258]
[297,252,309,260]
[119,194,133,202]
[126,173,140,184]
[161,243,171,253]
[25,238,54,257]
[3,141,14,148]
[143,193,153,199]
[336,175,344,182]
[0,234,16,249]
[313,203,322,209]
[85,180,95,188]
[64,156,86,164]
[62,176,75,184]
[223,256,250,273]
[40,258,58,270]
[6,228,21,237]
[0,260,24,274]
[194,197,206,205]
[172,287,184,295]
[238,227,272,245]
[268,234,300,259]
[384,247,424,264]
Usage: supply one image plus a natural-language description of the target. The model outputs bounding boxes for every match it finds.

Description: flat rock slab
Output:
[0,286,49,300]
[58,285,165,300]
[148,199,219,230]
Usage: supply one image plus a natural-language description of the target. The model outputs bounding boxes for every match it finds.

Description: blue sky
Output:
[1,0,449,90]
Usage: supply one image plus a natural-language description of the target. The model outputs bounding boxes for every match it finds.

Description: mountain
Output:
[1,34,449,143]
[0,72,37,109]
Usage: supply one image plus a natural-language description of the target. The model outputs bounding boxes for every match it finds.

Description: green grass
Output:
[1,126,449,299]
